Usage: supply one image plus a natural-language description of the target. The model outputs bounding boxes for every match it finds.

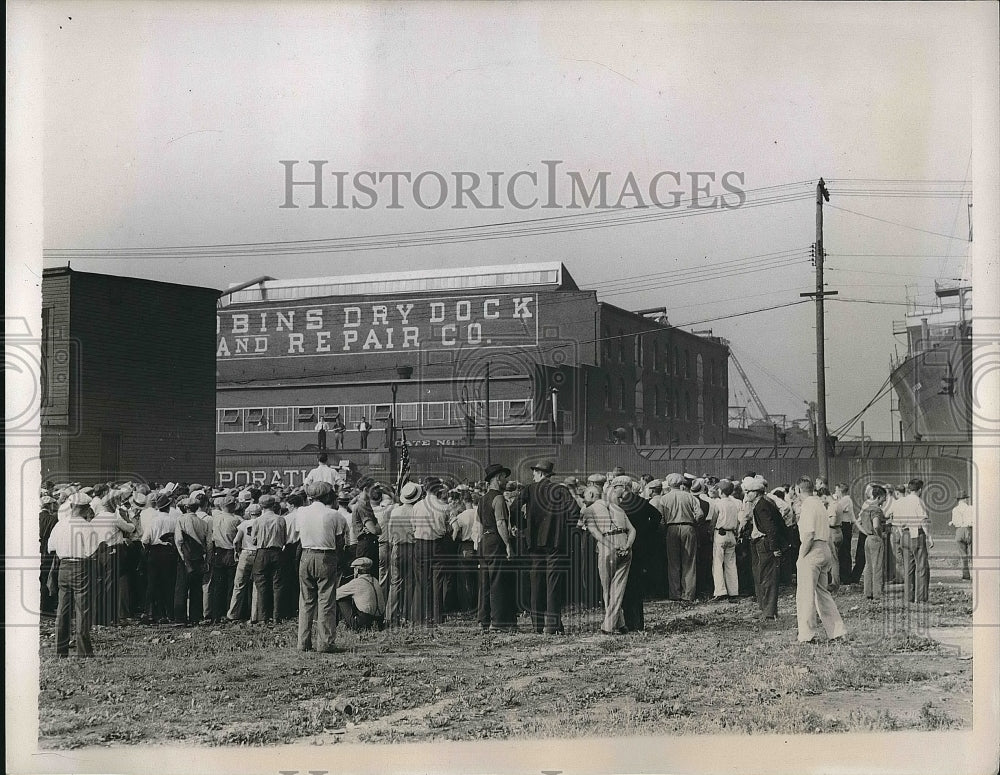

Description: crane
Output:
[728,349,772,426]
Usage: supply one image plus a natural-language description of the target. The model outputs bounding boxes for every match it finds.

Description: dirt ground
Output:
[37,582,973,748]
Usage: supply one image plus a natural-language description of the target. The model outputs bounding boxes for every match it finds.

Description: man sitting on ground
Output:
[336,557,386,631]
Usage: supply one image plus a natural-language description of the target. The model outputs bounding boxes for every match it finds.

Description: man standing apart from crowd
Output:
[511,460,580,634]
[290,481,348,652]
[742,476,786,620]
[794,477,847,643]
[315,418,329,451]
[886,478,934,604]
[657,473,700,602]
[950,492,973,581]
[478,464,516,632]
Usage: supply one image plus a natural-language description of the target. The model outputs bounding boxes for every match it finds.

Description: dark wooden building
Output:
[40,267,219,485]
[215,263,729,486]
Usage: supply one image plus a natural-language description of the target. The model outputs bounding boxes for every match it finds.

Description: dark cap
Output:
[531,460,554,475]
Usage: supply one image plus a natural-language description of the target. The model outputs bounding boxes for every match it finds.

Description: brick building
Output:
[215,263,728,486]
[40,267,219,485]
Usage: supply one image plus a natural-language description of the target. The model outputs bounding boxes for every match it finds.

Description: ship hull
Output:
[890,338,972,441]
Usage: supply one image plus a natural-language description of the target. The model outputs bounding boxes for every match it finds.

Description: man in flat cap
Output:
[742,476,788,620]
[206,494,241,623]
[656,473,700,603]
[336,557,385,631]
[252,494,288,624]
[511,460,581,634]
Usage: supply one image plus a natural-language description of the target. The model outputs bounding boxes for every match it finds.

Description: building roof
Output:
[42,266,221,296]
[221,262,579,305]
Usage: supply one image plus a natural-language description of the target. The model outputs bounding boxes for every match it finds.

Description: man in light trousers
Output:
[289,481,348,652]
[795,478,847,643]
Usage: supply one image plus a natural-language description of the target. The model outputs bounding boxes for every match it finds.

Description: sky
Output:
[18,1,1000,439]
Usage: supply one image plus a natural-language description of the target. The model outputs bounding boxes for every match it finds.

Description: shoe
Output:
[710,596,727,603]
[727,596,739,603]
[599,628,615,635]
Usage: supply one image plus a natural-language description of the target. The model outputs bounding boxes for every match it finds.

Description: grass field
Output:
[37,582,973,748]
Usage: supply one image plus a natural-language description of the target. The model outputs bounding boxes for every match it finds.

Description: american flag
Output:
[395,428,411,495]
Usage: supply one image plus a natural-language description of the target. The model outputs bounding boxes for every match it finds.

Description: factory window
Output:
[634,335,643,367]
[619,377,626,410]
[618,329,626,363]
[602,325,611,362]
[604,377,612,409]
[685,392,692,421]
[653,385,662,416]
[423,403,447,423]
[674,347,681,376]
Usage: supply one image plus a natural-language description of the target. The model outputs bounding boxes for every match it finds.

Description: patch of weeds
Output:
[885,634,940,653]
[847,708,900,731]
[919,701,959,730]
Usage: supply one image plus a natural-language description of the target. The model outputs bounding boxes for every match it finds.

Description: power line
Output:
[45,182,817,260]
[827,203,970,242]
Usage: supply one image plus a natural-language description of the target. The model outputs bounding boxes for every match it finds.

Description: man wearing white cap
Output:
[336,556,385,630]
[228,504,263,623]
[741,476,788,620]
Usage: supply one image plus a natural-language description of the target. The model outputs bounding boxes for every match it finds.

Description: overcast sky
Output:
[22,1,1000,439]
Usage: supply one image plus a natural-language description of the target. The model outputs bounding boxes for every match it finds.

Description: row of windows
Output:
[217,399,535,434]
[602,379,725,426]
[601,328,726,385]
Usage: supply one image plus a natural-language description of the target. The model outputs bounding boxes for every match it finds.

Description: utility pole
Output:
[801,178,837,481]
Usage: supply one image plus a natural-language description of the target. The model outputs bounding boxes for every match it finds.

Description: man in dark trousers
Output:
[741,476,787,620]
[478,463,516,631]
[511,460,581,635]
[619,485,661,632]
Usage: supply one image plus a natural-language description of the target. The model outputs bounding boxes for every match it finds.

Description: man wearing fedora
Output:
[386,481,421,627]
[478,463,516,631]
[511,460,581,634]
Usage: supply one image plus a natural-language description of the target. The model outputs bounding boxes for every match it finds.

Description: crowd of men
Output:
[41,453,970,657]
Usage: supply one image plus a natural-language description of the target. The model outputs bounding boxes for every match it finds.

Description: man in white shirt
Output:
[711,480,742,602]
[884,478,933,604]
[228,504,262,622]
[949,492,973,581]
[289,481,349,652]
[141,492,181,623]
[47,495,106,656]
[304,453,343,487]
[794,477,847,643]
[315,419,329,451]
[451,492,481,613]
